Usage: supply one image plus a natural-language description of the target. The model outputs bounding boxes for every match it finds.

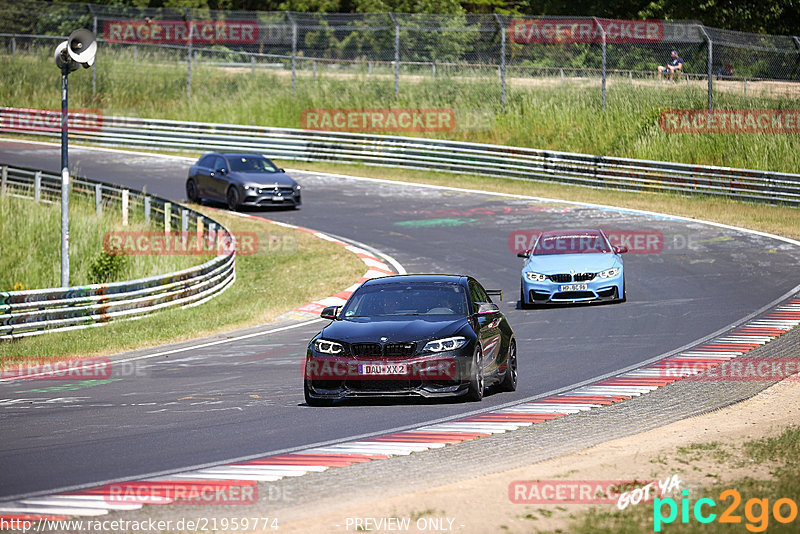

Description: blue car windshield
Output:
[341,283,468,317]
[533,233,610,255]
[228,156,279,173]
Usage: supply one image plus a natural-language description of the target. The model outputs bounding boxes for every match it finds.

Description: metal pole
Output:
[593,17,606,109]
[494,14,506,109]
[34,171,41,202]
[184,9,192,101]
[144,195,151,222]
[91,13,97,98]
[287,12,297,93]
[1,166,7,197]
[313,60,317,82]
[121,189,129,226]
[60,64,70,287]
[389,13,399,96]
[164,202,171,233]
[11,36,15,55]
[95,183,102,215]
[698,24,713,111]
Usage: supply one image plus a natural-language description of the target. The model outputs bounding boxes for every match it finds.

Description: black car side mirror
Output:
[278,168,285,173]
[517,252,530,258]
[613,245,628,254]
[217,168,227,175]
[320,306,340,320]
[476,302,500,315]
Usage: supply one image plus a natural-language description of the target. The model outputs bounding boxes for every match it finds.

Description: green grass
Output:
[2,48,800,173]
[0,194,205,291]
[569,426,800,533]
[0,206,366,365]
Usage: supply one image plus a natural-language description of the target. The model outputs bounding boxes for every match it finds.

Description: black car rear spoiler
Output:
[486,289,503,301]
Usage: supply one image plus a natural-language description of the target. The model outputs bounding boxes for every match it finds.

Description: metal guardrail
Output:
[3,108,796,206]
[0,163,236,339]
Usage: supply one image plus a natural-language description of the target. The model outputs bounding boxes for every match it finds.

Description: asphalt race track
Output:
[2,140,799,500]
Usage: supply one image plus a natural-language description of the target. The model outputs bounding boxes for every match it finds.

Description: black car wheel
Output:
[466,346,484,402]
[619,275,627,303]
[304,380,333,407]
[186,179,199,203]
[499,339,518,392]
[226,186,240,211]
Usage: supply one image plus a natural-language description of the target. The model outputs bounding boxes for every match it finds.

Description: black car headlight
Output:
[422,336,467,353]
[313,339,345,355]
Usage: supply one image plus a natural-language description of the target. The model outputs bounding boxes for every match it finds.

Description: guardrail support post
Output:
[494,14,506,109]
[11,36,16,55]
[698,24,713,111]
[144,195,150,222]
[196,215,204,251]
[593,17,607,110]
[95,183,102,215]
[34,171,41,202]
[181,209,188,248]
[1,166,6,197]
[89,6,97,98]
[209,221,217,252]
[164,202,171,233]
[389,13,400,96]
[313,60,317,82]
[184,9,193,101]
[287,12,297,94]
[121,189,129,226]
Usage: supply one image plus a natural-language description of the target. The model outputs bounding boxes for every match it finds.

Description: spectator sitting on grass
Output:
[658,50,683,83]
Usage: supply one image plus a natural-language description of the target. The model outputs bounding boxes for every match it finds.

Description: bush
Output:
[88,250,127,284]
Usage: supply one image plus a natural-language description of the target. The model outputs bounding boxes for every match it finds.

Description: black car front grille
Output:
[384,342,416,357]
[554,291,595,299]
[573,272,596,282]
[351,343,383,358]
[548,273,572,283]
[350,342,416,358]
[346,379,418,391]
[257,187,295,195]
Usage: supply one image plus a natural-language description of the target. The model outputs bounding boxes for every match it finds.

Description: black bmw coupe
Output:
[304,274,517,406]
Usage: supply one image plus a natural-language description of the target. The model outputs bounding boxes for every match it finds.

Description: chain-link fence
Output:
[1,1,799,118]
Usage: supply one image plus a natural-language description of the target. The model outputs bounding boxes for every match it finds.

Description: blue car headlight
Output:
[598,268,621,278]
[423,336,467,353]
[525,272,546,282]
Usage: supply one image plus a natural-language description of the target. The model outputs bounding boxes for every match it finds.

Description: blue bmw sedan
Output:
[519,229,627,308]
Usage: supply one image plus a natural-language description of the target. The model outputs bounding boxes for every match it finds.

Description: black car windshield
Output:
[341,283,468,317]
[227,156,279,173]
[533,233,611,255]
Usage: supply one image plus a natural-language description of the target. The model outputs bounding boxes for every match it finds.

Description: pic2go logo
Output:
[654,489,799,532]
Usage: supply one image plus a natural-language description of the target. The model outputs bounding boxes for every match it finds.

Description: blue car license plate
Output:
[560,283,588,291]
